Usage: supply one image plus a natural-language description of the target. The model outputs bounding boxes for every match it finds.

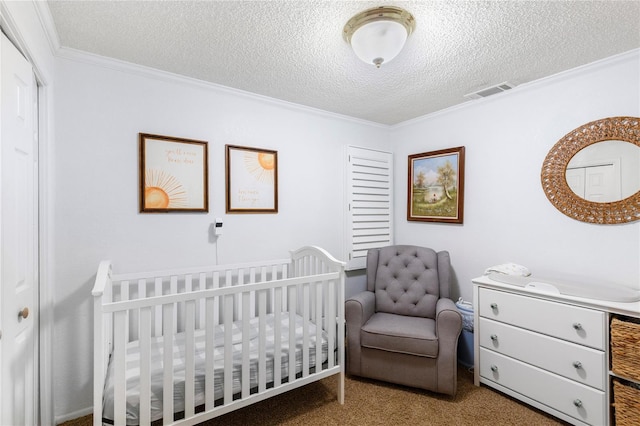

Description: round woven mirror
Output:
[541,116,640,224]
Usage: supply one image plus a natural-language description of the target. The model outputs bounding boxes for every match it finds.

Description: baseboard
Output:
[55,406,92,425]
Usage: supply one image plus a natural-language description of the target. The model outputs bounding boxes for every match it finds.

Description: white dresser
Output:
[472,275,640,426]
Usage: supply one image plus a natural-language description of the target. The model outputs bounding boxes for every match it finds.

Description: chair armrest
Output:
[435,297,462,340]
[435,297,463,395]
[345,291,375,376]
[345,291,375,329]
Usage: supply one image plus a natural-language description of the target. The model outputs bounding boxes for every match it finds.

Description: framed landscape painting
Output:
[139,133,209,213]
[407,146,465,223]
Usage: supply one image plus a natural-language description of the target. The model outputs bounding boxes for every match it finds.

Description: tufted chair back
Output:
[366,245,451,319]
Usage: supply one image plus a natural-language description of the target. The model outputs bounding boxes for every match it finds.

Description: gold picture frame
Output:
[139,133,208,213]
[225,145,278,213]
[408,146,465,223]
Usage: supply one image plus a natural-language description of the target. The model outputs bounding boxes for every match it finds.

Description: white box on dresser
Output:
[472,275,640,426]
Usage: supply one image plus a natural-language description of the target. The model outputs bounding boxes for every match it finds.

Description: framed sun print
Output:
[226,144,278,213]
[139,133,208,213]
[408,146,465,223]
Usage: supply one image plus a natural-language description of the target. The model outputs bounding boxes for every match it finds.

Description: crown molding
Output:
[55,45,387,129]
[392,48,640,129]
[33,0,61,54]
[34,0,385,129]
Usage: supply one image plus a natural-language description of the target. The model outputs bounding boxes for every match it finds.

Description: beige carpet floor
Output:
[60,366,566,425]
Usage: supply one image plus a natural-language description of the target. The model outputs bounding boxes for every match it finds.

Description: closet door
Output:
[566,163,620,202]
[0,32,38,426]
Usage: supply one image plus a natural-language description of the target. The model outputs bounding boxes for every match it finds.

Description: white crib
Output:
[92,246,345,425]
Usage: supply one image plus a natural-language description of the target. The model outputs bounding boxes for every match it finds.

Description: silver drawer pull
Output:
[572,361,582,369]
[490,334,498,342]
[572,322,583,330]
[490,365,498,372]
[573,399,582,408]
[490,303,498,309]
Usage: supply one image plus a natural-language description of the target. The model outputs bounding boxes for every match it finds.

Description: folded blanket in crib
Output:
[102,312,328,425]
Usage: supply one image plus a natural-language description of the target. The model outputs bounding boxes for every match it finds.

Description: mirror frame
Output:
[541,116,640,224]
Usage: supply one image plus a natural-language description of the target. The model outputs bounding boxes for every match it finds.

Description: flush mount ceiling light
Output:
[343,6,416,68]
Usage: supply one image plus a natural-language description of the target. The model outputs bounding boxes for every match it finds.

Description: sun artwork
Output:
[244,151,276,184]
[144,169,188,208]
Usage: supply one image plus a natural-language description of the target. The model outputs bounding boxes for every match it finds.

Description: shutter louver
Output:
[346,146,393,270]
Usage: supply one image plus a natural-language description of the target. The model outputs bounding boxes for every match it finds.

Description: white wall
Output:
[392,50,640,303]
[52,58,389,419]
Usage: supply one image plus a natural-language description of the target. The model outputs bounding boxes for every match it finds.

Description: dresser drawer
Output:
[480,348,606,425]
[479,317,605,390]
[478,287,605,350]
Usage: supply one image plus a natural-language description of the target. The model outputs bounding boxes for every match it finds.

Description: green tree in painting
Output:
[437,160,455,200]
[415,171,426,189]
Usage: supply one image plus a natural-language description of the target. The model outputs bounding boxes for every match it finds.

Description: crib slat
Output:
[273,287,282,386]
[260,266,267,284]
[198,272,206,329]
[129,279,146,341]
[224,270,232,322]
[185,300,196,418]
[249,267,257,316]
[154,277,162,336]
[261,266,273,314]
[302,283,310,377]
[205,296,216,409]
[328,280,336,368]
[139,306,152,425]
[303,255,310,276]
[113,310,127,426]
[288,286,296,383]
[171,276,178,334]
[309,276,316,322]
[258,290,267,392]
[223,294,234,404]
[315,281,323,373]
[121,280,129,302]
[241,292,250,398]
[213,271,221,326]
[236,268,244,321]
[162,303,175,423]
[181,274,192,333]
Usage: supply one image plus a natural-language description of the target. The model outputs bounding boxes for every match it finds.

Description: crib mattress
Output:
[102,312,328,425]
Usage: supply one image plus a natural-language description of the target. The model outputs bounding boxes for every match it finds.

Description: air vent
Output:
[464,82,516,100]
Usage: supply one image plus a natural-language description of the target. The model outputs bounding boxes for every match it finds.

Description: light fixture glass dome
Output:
[343,6,415,68]
[350,21,408,68]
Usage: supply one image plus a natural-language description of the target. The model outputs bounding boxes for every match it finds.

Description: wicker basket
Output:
[613,379,640,426]
[610,316,640,382]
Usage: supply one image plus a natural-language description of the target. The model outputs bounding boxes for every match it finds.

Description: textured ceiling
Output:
[45,1,640,125]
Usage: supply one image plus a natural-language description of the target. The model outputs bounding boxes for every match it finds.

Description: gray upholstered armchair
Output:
[345,245,462,395]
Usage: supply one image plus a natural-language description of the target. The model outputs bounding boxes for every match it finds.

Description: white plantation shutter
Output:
[346,146,393,270]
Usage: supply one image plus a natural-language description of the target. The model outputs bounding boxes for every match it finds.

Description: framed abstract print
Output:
[226,145,278,213]
[139,133,208,213]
